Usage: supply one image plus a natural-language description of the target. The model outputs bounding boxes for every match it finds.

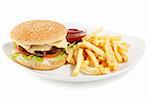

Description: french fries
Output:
[67,29,129,76]
[109,36,121,41]
[105,35,118,71]
[72,48,84,76]
[73,46,78,63]
[78,41,105,57]
[66,47,75,65]
[80,60,100,75]
[112,41,122,63]
[118,49,128,62]
[82,27,103,41]
[85,49,99,67]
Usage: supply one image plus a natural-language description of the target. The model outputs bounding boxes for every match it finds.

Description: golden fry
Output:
[100,67,110,74]
[66,48,75,64]
[118,49,128,62]
[122,54,128,62]
[91,39,101,46]
[80,61,101,75]
[99,39,105,47]
[78,41,105,57]
[109,36,121,41]
[85,49,99,67]
[118,44,128,52]
[98,56,105,61]
[101,60,108,67]
[72,48,84,76]
[94,35,103,40]
[73,45,78,64]
[112,41,122,63]
[121,42,129,48]
[82,27,103,41]
[105,35,118,71]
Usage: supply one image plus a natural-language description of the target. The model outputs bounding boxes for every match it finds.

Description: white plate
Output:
[3,23,145,82]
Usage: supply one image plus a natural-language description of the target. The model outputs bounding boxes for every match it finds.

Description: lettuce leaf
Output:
[11,52,66,63]
[11,53,43,62]
[32,56,43,62]
[10,53,19,60]
[65,42,76,51]
[50,52,67,61]
[21,55,43,62]
[13,42,17,48]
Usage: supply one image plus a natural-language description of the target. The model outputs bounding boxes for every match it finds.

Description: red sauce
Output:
[67,28,86,43]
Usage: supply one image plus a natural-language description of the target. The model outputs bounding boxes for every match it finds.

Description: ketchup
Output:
[67,28,86,43]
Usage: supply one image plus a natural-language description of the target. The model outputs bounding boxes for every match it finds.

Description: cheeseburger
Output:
[11,20,68,70]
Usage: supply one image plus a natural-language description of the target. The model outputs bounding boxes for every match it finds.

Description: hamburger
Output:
[10,20,68,70]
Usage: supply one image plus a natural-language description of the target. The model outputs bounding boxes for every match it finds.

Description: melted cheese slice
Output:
[26,45,52,53]
[20,44,31,49]
[50,39,68,48]
[19,39,68,54]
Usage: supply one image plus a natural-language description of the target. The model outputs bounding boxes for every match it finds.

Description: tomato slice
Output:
[44,49,61,58]
[16,46,30,55]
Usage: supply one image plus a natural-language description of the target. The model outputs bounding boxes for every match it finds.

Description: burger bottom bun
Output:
[14,58,66,70]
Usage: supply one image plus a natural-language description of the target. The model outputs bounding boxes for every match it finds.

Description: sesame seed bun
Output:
[11,20,67,45]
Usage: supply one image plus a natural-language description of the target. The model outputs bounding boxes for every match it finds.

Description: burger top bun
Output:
[11,20,67,45]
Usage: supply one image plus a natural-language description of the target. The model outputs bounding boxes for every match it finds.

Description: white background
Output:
[0,0,149,99]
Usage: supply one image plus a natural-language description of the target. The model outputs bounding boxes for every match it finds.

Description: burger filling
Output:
[16,45,63,57]
[11,39,68,63]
